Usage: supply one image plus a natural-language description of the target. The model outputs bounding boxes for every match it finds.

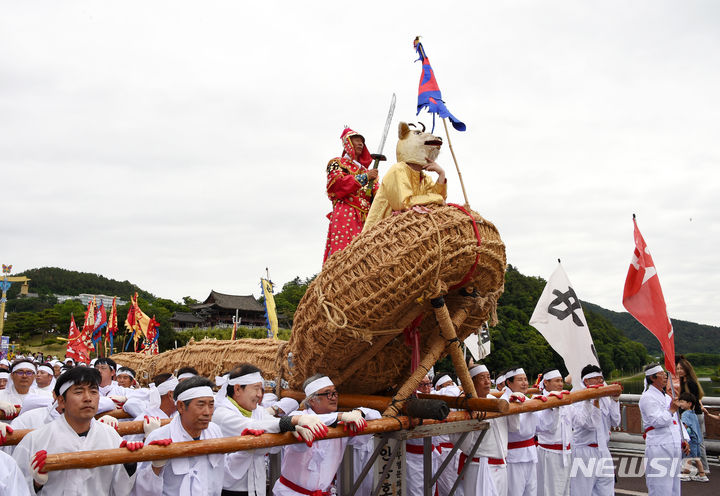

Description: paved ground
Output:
[612,452,719,495]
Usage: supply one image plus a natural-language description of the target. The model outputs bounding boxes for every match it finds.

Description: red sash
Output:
[643,420,677,439]
[279,476,330,496]
[406,443,434,455]
[538,443,571,451]
[457,453,481,474]
[437,442,454,454]
[488,458,505,465]
[507,438,535,450]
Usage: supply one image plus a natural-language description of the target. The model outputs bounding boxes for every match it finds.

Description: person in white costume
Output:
[535,369,572,496]
[116,367,138,389]
[457,364,502,496]
[213,364,329,496]
[405,374,439,496]
[12,367,135,495]
[0,360,51,412]
[501,368,539,496]
[133,376,230,496]
[0,450,31,495]
[273,374,369,496]
[34,363,56,394]
[569,365,620,496]
[432,374,464,496]
[638,363,689,496]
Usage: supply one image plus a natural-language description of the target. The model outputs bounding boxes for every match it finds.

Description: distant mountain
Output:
[6,267,155,303]
[583,302,720,355]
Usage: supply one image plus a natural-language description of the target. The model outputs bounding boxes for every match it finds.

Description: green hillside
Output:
[583,302,720,355]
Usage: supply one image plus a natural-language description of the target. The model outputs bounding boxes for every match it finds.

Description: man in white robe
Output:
[638,363,689,496]
[432,374,464,496]
[569,365,620,496]
[535,369,572,496]
[212,364,328,495]
[273,374,368,496]
[133,376,227,495]
[12,366,134,495]
[501,368,539,496]
[405,374,439,495]
[0,450,31,495]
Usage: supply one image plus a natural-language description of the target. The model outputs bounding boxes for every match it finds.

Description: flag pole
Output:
[442,118,470,208]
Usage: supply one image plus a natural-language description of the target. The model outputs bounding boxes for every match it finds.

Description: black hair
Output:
[678,392,698,410]
[227,364,263,398]
[94,357,117,371]
[117,366,136,377]
[580,364,602,381]
[151,372,173,385]
[10,358,36,373]
[505,366,523,384]
[177,366,199,377]
[432,373,455,388]
[173,376,215,406]
[54,367,101,398]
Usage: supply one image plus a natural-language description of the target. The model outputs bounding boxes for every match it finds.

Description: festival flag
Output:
[81,298,96,352]
[106,297,118,353]
[124,293,153,353]
[261,278,279,340]
[529,262,600,383]
[623,216,675,374]
[142,316,160,355]
[66,314,90,363]
[414,37,466,132]
[91,301,108,353]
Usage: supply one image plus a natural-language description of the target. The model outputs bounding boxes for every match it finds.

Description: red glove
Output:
[587,384,604,389]
[509,392,527,403]
[31,450,49,486]
[547,390,570,399]
[531,395,548,402]
[148,438,173,447]
[120,440,144,451]
[0,422,13,445]
[241,428,266,436]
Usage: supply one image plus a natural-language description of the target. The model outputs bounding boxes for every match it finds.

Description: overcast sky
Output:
[3,1,718,326]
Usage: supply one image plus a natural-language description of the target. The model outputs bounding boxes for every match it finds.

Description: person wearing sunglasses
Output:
[0,359,52,414]
[273,374,373,496]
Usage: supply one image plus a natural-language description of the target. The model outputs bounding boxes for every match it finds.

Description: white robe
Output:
[0,450,31,496]
[638,386,687,496]
[433,385,464,496]
[501,389,538,496]
[12,415,133,495]
[272,407,366,496]
[569,393,620,496]
[213,395,283,495]
[132,415,225,496]
[535,394,572,496]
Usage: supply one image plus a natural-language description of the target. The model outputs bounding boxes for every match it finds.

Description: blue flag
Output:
[414,37,466,132]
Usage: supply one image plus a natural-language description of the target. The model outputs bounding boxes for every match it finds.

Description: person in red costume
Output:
[323,127,379,263]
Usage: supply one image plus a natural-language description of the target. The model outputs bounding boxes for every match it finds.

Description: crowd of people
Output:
[0,353,712,495]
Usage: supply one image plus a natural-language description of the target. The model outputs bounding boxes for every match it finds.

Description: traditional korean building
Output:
[170,312,205,330]
[191,290,267,328]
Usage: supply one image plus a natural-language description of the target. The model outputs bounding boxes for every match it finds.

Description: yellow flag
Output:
[261,278,279,340]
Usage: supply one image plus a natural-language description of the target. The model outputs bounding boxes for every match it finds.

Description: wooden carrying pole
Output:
[280,390,508,414]
[41,385,620,472]
[4,418,172,447]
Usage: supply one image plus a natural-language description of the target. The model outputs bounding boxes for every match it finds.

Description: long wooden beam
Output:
[41,385,620,472]
[4,418,172,446]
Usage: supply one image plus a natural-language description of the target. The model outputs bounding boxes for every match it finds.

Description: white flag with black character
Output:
[529,262,599,384]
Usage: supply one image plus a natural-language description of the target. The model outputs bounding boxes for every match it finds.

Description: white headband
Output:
[470,365,489,378]
[117,369,135,379]
[177,373,196,380]
[0,372,9,380]
[215,374,229,386]
[148,376,179,409]
[37,365,54,376]
[59,380,75,396]
[176,386,214,402]
[13,362,37,373]
[645,365,664,377]
[505,368,525,379]
[304,376,334,396]
[543,370,562,381]
[496,374,506,384]
[435,375,453,388]
[217,372,265,400]
[581,371,603,382]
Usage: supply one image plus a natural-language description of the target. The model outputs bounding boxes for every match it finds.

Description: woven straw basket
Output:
[113,204,505,394]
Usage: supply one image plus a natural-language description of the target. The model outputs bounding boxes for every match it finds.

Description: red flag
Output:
[66,314,91,363]
[622,217,675,374]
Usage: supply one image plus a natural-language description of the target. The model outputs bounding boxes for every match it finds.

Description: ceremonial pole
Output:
[442,117,470,208]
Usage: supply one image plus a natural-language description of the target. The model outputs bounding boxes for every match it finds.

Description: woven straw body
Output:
[112,204,505,394]
[112,338,281,385]
[279,204,505,394]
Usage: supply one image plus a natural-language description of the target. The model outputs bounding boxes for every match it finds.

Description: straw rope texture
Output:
[112,204,505,394]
